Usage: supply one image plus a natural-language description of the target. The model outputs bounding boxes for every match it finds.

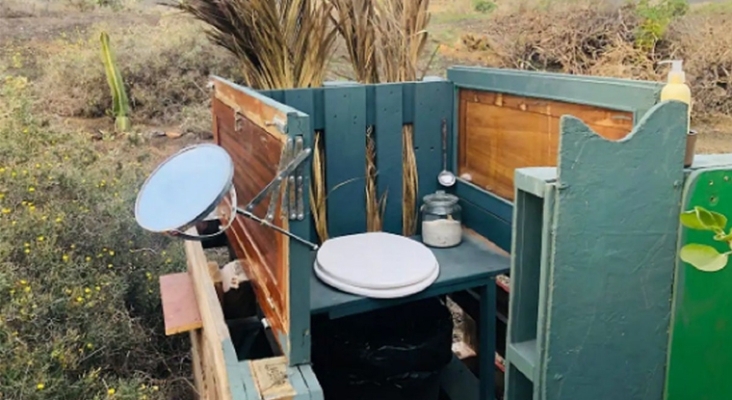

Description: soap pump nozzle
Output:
[659,60,686,84]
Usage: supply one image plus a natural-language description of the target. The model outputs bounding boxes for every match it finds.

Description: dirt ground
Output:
[1,0,730,153]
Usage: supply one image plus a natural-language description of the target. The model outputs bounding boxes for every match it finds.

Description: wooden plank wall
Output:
[457,89,634,201]
[211,80,292,363]
[262,80,454,238]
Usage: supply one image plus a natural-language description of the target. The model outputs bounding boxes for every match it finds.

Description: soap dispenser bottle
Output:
[659,60,696,167]
[659,60,692,128]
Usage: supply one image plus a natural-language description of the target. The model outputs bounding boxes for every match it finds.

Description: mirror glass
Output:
[135,144,234,233]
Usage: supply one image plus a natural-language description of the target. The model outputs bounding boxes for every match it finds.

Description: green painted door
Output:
[666,168,732,400]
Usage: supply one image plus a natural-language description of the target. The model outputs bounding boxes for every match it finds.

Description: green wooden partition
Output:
[666,166,732,400]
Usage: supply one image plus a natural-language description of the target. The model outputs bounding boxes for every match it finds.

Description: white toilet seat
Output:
[314,232,440,299]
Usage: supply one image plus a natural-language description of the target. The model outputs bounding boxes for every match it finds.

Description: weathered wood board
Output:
[457,89,633,201]
[160,272,203,335]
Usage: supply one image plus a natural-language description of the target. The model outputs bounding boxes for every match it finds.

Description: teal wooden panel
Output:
[374,84,405,234]
[286,111,314,366]
[323,85,368,237]
[413,80,453,209]
[267,90,285,103]
[666,168,732,400]
[459,198,511,252]
[540,100,687,400]
[237,359,259,400]
[223,339,249,399]
[452,179,513,251]
[298,364,324,400]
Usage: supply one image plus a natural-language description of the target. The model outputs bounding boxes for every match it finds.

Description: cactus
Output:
[100,31,131,132]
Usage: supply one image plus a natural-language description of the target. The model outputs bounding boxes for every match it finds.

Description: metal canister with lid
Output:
[420,190,462,248]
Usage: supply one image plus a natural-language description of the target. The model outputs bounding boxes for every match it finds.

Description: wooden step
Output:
[159,272,203,336]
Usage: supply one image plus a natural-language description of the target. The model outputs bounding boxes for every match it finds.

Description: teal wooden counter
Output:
[309,232,510,319]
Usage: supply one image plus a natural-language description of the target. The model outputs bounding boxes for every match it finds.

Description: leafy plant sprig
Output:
[679,206,732,272]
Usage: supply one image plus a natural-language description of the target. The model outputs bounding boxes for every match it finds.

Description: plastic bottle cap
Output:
[659,60,685,83]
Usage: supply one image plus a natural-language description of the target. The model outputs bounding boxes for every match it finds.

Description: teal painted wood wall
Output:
[263,81,453,238]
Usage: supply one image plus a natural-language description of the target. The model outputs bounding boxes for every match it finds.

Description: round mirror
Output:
[135,144,235,235]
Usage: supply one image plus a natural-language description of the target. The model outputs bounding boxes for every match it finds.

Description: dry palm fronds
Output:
[328,0,380,83]
[328,0,431,236]
[365,126,388,231]
[374,0,431,82]
[374,0,430,236]
[310,131,329,242]
[177,0,338,89]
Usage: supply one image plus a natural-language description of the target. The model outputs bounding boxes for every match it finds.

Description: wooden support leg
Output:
[479,280,497,400]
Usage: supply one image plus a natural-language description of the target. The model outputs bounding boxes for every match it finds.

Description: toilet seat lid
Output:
[315,232,439,290]
[314,259,439,299]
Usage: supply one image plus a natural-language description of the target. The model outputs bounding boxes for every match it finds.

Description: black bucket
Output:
[312,298,454,400]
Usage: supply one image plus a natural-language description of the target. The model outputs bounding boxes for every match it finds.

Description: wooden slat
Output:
[457,89,634,201]
[185,231,236,400]
[160,272,203,336]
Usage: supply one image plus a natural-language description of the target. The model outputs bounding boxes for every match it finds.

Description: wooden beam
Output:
[160,272,203,336]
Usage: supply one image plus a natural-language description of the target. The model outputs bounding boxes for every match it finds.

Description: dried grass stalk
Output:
[401,125,419,236]
[177,0,338,89]
[310,131,329,242]
[366,126,387,231]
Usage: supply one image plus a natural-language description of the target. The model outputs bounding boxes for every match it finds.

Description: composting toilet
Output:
[314,232,440,299]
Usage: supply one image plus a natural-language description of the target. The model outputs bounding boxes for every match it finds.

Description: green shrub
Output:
[474,0,497,14]
[635,0,689,51]
[0,74,192,399]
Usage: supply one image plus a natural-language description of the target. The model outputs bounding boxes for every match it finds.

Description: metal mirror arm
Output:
[235,208,319,250]
[244,148,312,212]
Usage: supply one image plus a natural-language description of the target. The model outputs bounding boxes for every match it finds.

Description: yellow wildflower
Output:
[1,208,10,214]
[108,388,116,395]
[36,383,45,390]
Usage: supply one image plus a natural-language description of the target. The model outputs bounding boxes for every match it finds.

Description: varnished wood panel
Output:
[212,90,291,352]
[458,90,634,201]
